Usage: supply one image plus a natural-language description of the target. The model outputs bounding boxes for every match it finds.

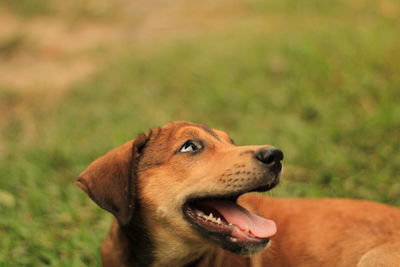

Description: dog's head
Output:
[77,121,283,260]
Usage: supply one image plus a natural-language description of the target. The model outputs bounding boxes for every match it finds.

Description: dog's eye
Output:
[179,141,202,153]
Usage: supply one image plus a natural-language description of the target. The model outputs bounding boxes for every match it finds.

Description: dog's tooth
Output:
[196,210,205,216]
[216,218,221,224]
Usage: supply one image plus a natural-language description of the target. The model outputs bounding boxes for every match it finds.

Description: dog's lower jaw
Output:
[148,227,271,267]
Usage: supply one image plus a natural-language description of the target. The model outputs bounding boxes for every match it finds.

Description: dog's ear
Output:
[76,134,149,225]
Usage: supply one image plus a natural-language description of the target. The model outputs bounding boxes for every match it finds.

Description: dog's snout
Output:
[255,147,283,166]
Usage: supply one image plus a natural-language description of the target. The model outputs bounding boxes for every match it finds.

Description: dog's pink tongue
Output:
[204,200,276,238]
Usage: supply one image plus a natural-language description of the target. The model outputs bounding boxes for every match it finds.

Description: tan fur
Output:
[77,121,400,267]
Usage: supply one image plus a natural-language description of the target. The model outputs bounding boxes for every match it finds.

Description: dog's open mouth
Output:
[183,188,276,248]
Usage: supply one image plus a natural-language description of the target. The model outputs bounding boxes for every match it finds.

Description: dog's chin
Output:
[182,183,278,256]
[220,237,270,256]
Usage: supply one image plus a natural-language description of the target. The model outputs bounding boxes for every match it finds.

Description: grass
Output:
[0,0,52,17]
[1,0,400,265]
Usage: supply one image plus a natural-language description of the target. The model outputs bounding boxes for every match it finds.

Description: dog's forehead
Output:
[159,121,231,142]
[137,122,234,174]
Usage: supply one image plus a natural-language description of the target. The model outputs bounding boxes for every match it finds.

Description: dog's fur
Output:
[77,121,400,266]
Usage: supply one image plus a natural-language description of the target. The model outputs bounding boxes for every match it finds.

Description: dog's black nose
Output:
[255,147,284,166]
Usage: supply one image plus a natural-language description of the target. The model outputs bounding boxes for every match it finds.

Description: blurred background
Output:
[0,0,399,265]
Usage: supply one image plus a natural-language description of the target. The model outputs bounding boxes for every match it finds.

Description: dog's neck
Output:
[120,218,155,266]
[121,216,208,267]
[122,229,207,266]
[145,225,209,266]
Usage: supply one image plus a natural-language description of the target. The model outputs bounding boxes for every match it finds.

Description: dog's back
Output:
[240,195,400,266]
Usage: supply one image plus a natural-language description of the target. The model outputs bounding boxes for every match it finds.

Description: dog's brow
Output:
[196,125,221,141]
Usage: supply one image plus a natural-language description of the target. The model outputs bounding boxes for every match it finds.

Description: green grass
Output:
[1,0,400,265]
[0,0,52,17]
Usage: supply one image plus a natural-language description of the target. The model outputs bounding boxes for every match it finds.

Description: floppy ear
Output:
[76,134,149,225]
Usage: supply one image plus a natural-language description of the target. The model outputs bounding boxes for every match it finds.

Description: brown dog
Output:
[77,121,400,266]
